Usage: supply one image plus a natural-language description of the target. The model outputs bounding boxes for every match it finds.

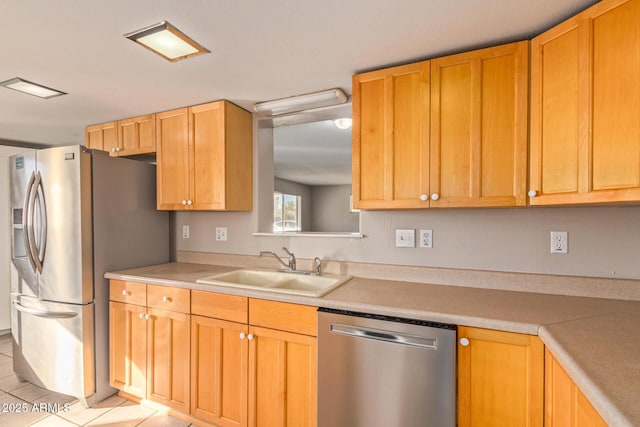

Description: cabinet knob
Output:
[247,334,254,341]
[431,193,440,201]
[145,314,151,320]
[138,313,144,319]
[187,200,193,206]
[111,148,116,152]
[420,194,428,201]
[122,290,129,296]
[162,296,170,303]
[460,337,470,347]
[116,147,121,152]
[239,332,246,340]
[182,200,187,205]
[528,190,537,198]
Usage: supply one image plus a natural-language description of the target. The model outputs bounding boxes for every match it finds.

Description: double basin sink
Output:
[196,269,351,297]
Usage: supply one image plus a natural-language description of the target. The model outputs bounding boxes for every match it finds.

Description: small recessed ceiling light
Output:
[125,20,209,62]
[334,118,352,130]
[0,77,66,99]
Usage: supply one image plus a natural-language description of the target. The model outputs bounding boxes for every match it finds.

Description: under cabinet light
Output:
[125,21,209,62]
[254,89,348,116]
[0,77,66,99]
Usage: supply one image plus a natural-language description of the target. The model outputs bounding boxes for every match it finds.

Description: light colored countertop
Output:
[105,261,640,427]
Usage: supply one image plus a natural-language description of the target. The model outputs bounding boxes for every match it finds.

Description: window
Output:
[273,192,301,232]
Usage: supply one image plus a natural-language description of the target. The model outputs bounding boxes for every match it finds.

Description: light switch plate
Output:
[216,227,228,241]
[395,229,415,248]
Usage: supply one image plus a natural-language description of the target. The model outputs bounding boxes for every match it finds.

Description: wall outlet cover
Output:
[419,229,433,248]
[395,229,415,248]
[182,225,189,239]
[550,231,568,254]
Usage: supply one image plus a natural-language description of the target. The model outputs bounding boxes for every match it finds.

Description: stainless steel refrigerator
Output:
[9,145,169,406]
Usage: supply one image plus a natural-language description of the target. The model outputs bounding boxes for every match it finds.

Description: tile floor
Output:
[0,333,194,427]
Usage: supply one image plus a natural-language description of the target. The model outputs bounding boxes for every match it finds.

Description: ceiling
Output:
[0,0,598,146]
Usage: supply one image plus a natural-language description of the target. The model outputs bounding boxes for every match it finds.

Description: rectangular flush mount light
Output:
[125,21,209,62]
[254,88,348,116]
[0,77,66,99]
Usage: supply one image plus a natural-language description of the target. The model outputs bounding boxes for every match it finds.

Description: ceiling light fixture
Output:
[254,88,348,116]
[334,118,352,130]
[125,21,209,62]
[0,77,66,99]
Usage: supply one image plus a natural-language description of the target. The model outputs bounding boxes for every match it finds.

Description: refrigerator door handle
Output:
[35,172,47,268]
[27,172,44,274]
[22,171,38,273]
[12,300,78,319]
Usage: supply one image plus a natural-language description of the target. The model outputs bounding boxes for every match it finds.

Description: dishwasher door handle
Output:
[330,323,437,349]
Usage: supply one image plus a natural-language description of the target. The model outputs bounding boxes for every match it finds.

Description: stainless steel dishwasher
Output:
[318,308,456,427]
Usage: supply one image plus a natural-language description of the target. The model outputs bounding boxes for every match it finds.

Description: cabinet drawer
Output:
[249,299,317,336]
[191,290,248,323]
[110,280,146,305]
[147,284,190,313]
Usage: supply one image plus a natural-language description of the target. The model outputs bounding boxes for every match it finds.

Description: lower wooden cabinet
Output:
[109,282,191,413]
[545,349,607,427]
[248,325,317,427]
[191,315,249,427]
[188,292,317,427]
[109,301,147,399]
[457,326,545,426]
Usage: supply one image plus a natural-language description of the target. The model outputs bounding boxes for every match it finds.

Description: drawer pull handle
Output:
[162,296,171,303]
[122,290,129,296]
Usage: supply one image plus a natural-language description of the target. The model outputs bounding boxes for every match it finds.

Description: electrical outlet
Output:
[419,229,433,248]
[182,225,190,239]
[395,229,415,248]
[550,231,568,254]
[216,227,228,241]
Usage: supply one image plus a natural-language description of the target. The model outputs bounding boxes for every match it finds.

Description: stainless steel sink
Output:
[196,269,351,297]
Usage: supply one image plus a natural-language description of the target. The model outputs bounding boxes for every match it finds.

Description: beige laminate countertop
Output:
[105,262,640,427]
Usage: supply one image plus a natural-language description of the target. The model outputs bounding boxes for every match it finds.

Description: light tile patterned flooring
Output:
[0,333,194,427]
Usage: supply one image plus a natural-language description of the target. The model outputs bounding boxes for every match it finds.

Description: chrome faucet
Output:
[260,247,302,273]
[259,247,321,275]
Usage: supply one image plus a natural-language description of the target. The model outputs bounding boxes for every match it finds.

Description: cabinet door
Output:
[156,108,190,210]
[146,307,190,412]
[248,326,317,427]
[457,326,544,427]
[352,61,430,209]
[109,301,147,399]
[545,349,607,427]
[431,41,528,207]
[191,315,248,427]
[86,122,117,153]
[190,102,227,210]
[530,0,640,205]
[117,114,156,156]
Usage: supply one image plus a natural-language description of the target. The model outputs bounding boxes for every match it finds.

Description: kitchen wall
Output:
[173,117,640,281]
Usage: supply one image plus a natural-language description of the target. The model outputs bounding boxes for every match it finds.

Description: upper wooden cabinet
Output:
[457,326,544,427]
[86,115,156,157]
[530,0,640,205]
[431,41,528,207]
[116,114,156,156]
[86,121,117,153]
[353,61,431,209]
[352,41,528,209]
[156,100,253,211]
